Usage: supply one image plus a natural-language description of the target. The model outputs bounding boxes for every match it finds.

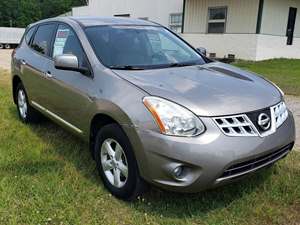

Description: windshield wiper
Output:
[109,65,145,70]
[167,62,198,68]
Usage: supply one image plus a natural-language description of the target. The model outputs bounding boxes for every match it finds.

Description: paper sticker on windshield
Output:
[147,33,161,53]
[53,29,70,57]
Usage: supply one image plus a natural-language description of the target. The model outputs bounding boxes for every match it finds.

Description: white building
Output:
[182,0,300,60]
[72,0,184,32]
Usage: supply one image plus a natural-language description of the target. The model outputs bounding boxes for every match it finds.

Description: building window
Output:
[169,13,182,33]
[207,7,227,33]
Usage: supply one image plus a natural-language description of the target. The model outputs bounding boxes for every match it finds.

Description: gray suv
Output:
[11,17,295,200]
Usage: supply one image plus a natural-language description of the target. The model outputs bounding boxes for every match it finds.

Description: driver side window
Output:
[52,24,88,68]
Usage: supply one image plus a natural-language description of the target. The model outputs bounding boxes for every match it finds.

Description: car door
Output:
[18,24,57,104]
[42,23,95,134]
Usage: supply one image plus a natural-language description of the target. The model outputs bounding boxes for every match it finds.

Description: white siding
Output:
[261,0,300,37]
[183,0,300,60]
[72,6,91,16]
[182,33,258,60]
[256,36,300,60]
[72,0,183,27]
[72,0,300,60]
[184,0,259,34]
[182,33,300,60]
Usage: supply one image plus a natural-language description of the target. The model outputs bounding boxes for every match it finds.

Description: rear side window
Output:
[25,26,36,45]
[52,24,88,68]
[31,24,56,56]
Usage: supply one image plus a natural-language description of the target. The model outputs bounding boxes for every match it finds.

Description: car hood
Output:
[112,62,282,116]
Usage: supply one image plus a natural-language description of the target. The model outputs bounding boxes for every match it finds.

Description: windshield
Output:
[85,25,206,70]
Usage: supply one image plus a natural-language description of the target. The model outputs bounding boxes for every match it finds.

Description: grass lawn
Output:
[234,59,300,96]
[0,66,300,225]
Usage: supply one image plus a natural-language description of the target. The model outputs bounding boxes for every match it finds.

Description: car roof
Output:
[70,16,160,27]
[30,16,160,28]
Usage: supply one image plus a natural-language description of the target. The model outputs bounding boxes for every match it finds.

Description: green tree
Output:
[0,0,86,27]
[39,0,85,19]
[16,0,42,27]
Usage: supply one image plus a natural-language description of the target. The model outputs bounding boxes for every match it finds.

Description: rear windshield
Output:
[85,25,205,70]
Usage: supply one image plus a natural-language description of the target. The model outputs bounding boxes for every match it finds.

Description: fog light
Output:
[173,166,184,179]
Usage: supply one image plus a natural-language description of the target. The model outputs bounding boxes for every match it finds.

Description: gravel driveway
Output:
[285,96,300,150]
[0,49,299,149]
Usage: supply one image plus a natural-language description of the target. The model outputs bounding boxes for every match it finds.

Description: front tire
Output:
[16,83,41,123]
[94,124,147,200]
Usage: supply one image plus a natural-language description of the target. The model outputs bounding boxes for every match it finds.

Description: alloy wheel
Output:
[18,89,27,119]
[100,138,129,188]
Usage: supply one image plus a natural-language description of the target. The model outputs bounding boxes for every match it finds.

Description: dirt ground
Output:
[0,49,299,149]
[0,49,12,70]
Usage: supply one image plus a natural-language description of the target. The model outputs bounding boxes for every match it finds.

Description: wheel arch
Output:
[88,111,149,183]
[89,113,124,159]
[12,75,22,104]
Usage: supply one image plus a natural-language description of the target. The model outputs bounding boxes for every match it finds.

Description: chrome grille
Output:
[213,101,288,137]
[213,115,258,136]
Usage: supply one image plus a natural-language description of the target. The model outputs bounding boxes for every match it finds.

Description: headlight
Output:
[143,96,205,137]
[273,101,288,128]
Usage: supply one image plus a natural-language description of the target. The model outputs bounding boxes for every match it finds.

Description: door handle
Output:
[44,71,54,79]
[20,59,26,65]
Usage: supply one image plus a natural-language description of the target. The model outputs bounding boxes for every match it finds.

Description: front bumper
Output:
[131,111,295,193]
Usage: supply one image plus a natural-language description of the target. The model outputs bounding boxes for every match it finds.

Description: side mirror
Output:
[196,47,207,56]
[54,54,90,75]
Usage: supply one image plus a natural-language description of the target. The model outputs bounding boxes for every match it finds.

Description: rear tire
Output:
[94,124,147,200]
[4,44,10,49]
[0,43,3,49]
[16,83,41,123]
